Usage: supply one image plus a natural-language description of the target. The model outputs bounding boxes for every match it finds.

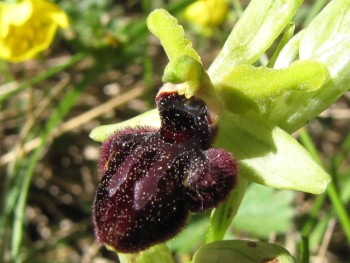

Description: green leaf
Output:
[208,0,303,84]
[217,60,329,114]
[119,244,175,263]
[192,240,296,263]
[89,109,160,142]
[271,0,350,132]
[233,183,295,238]
[167,214,209,253]
[147,9,201,63]
[215,111,331,194]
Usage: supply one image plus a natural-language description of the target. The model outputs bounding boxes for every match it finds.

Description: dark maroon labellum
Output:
[93,91,238,253]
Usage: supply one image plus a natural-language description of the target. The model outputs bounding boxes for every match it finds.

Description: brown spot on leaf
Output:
[247,241,257,248]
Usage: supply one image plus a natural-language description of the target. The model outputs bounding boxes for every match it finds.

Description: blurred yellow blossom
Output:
[0,0,69,62]
[183,0,228,32]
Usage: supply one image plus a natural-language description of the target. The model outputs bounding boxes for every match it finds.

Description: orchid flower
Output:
[90,0,350,261]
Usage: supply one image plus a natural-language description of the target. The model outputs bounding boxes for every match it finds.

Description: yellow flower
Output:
[0,0,69,62]
[183,0,229,29]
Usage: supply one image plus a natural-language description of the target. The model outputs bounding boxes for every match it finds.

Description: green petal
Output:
[89,109,160,142]
[215,111,331,194]
[146,9,201,63]
[192,240,296,263]
[217,60,329,114]
[208,0,302,84]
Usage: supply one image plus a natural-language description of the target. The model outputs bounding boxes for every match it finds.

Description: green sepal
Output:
[192,240,296,263]
[217,60,330,114]
[215,111,331,194]
[147,9,201,63]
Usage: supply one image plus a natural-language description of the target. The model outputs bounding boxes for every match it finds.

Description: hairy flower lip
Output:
[93,92,238,253]
[98,127,157,177]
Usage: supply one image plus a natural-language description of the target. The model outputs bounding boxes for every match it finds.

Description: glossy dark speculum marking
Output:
[93,91,238,253]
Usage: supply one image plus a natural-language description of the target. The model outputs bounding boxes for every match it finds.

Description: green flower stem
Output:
[300,235,310,263]
[206,177,248,243]
[333,133,350,169]
[300,194,326,237]
[299,130,350,246]
[267,22,295,68]
[326,182,350,245]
